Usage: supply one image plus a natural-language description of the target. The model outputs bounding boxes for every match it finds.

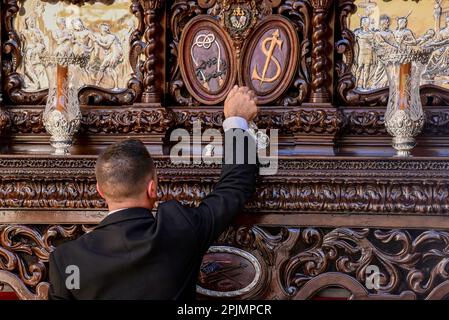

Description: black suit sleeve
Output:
[179,129,258,253]
[48,251,73,300]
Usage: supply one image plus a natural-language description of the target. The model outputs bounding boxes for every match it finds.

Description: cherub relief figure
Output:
[52,17,73,58]
[71,18,96,81]
[354,16,375,90]
[20,16,49,90]
[371,15,397,89]
[394,16,417,47]
[434,0,443,31]
[425,16,449,80]
[118,19,135,79]
[92,23,124,88]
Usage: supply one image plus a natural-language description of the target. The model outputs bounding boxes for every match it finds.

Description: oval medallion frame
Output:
[196,246,263,298]
[179,15,237,105]
[239,15,299,105]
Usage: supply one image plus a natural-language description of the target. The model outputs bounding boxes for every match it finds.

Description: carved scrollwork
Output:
[4,224,449,300]
[80,108,176,134]
[342,108,449,136]
[6,107,176,135]
[279,227,449,299]
[280,109,343,134]
[169,107,344,134]
[169,0,203,105]
[173,109,224,130]
[277,0,312,106]
[214,226,449,299]
[0,181,104,209]
[424,110,449,136]
[0,224,84,299]
[342,109,386,135]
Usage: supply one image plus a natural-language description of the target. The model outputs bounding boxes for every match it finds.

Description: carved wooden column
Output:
[0,5,9,137]
[140,0,164,104]
[310,0,332,103]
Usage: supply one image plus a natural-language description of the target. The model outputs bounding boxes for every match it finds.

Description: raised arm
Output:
[180,86,259,253]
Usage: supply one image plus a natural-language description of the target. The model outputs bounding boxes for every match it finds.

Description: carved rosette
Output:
[140,0,164,103]
[277,0,312,106]
[310,0,332,103]
[0,110,11,134]
[215,0,268,55]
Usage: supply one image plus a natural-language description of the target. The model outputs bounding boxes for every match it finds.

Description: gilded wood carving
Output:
[336,0,449,106]
[2,0,146,105]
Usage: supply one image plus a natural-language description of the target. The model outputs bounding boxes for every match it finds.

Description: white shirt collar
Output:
[107,208,129,216]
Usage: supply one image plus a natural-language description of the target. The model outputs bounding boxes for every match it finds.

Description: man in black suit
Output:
[48,86,259,299]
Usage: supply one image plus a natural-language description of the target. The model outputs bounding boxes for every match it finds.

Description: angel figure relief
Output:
[89,23,124,88]
[15,0,138,92]
[351,0,449,91]
[20,16,49,90]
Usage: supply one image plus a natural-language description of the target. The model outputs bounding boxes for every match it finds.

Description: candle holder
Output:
[43,54,84,155]
[374,42,434,157]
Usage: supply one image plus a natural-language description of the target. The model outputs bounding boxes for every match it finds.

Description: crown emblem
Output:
[232,6,245,17]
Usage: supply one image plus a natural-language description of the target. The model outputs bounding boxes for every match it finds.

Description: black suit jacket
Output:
[48,130,258,299]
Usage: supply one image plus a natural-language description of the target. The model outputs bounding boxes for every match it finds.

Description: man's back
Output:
[50,204,205,299]
[48,86,259,299]
[49,152,258,299]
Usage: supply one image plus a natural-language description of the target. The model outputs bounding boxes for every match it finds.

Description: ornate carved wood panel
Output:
[3,223,449,300]
[1,0,449,300]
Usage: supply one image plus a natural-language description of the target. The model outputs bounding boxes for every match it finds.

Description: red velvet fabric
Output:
[0,292,18,300]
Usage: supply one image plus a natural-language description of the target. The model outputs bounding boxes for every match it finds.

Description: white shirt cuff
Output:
[222,116,249,132]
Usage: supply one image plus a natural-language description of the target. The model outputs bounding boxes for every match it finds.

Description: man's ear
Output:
[96,182,105,200]
[147,179,157,199]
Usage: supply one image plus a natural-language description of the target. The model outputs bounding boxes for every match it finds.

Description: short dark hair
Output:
[95,139,155,201]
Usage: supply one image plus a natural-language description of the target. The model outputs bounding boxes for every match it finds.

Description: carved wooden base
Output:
[2,224,449,300]
[0,156,448,299]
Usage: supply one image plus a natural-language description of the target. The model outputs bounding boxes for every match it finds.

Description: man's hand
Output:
[224,85,258,121]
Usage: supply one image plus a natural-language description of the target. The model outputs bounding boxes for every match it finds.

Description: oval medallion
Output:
[179,16,236,105]
[196,246,262,298]
[240,15,299,104]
